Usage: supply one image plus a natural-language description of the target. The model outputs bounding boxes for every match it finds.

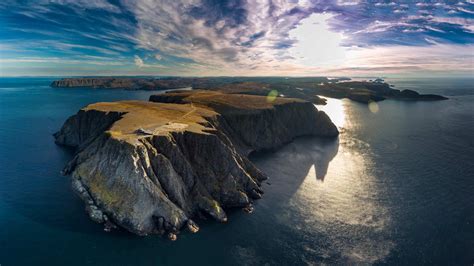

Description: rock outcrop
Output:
[55,92,338,238]
[389,89,449,101]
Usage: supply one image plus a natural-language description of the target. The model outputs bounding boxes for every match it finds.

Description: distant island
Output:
[51,77,448,103]
[54,90,338,240]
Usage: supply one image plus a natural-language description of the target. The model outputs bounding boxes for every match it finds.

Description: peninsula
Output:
[51,77,448,104]
[55,90,338,239]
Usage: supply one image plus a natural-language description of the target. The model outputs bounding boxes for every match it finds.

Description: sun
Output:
[289,13,347,67]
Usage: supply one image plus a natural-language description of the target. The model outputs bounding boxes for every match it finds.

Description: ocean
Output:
[0,77,473,265]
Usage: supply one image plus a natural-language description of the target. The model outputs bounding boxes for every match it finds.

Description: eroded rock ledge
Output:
[55,91,338,239]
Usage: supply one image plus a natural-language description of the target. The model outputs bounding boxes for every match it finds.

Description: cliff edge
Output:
[55,92,338,239]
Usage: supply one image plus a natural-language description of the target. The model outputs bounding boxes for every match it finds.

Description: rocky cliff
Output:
[55,92,338,239]
[149,91,338,154]
[51,77,195,90]
[52,78,134,88]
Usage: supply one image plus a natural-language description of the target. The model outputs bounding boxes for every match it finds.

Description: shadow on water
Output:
[251,136,339,199]
[312,138,339,181]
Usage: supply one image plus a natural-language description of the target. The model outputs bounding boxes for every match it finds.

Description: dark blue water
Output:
[0,77,473,265]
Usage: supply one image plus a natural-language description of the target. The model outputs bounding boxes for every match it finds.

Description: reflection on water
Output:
[316,97,347,129]
[253,97,394,264]
[313,138,339,181]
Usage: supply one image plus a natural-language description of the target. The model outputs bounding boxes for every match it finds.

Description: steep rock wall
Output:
[55,95,338,239]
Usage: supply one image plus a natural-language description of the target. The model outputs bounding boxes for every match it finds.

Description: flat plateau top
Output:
[84,101,216,141]
[155,90,304,110]
[82,92,305,142]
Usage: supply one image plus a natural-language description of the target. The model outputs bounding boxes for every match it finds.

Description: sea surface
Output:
[0,77,473,265]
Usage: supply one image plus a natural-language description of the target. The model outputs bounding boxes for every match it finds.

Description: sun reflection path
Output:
[252,96,394,263]
[291,97,393,263]
[315,97,347,129]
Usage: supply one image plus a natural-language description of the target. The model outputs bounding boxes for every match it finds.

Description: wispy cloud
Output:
[0,57,126,66]
[134,55,144,67]
[0,0,473,76]
[133,55,165,68]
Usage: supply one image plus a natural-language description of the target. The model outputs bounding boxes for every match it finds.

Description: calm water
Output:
[0,77,473,265]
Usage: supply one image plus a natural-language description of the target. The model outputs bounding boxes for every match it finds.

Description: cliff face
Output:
[51,78,127,88]
[55,93,338,238]
[150,91,338,154]
[51,78,192,90]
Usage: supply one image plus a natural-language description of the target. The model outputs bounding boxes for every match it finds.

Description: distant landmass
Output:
[54,90,338,240]
[51,77,448,103]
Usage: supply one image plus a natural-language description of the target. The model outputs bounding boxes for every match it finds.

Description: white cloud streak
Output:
[1,0,473,76]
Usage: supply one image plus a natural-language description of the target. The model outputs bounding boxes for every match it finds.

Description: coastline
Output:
[50,76,449,104]
[54,90,338,239]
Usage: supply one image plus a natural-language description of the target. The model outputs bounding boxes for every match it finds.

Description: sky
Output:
[0,0,473,77]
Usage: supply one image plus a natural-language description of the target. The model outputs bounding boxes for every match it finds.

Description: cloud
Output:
[120,0,317,71]
[44,0,121,13]
[337,0,360,6]
[337,44,474,75]
[0,56,126,66]
[288,13,346,66]
[134,55,144,68]
[132,54,165,68]
[1,0,473,76]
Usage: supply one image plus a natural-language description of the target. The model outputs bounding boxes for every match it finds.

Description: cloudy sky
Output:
[0,0,473,77]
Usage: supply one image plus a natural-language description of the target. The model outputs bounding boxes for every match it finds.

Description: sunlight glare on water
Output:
[271,97,395,263]
[316,97,347,129]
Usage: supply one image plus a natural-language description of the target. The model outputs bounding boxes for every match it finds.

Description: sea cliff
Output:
[51,77,195,90]
[55,91,338,239]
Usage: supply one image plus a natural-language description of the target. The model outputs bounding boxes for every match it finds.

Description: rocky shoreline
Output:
[55,91,338,239]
